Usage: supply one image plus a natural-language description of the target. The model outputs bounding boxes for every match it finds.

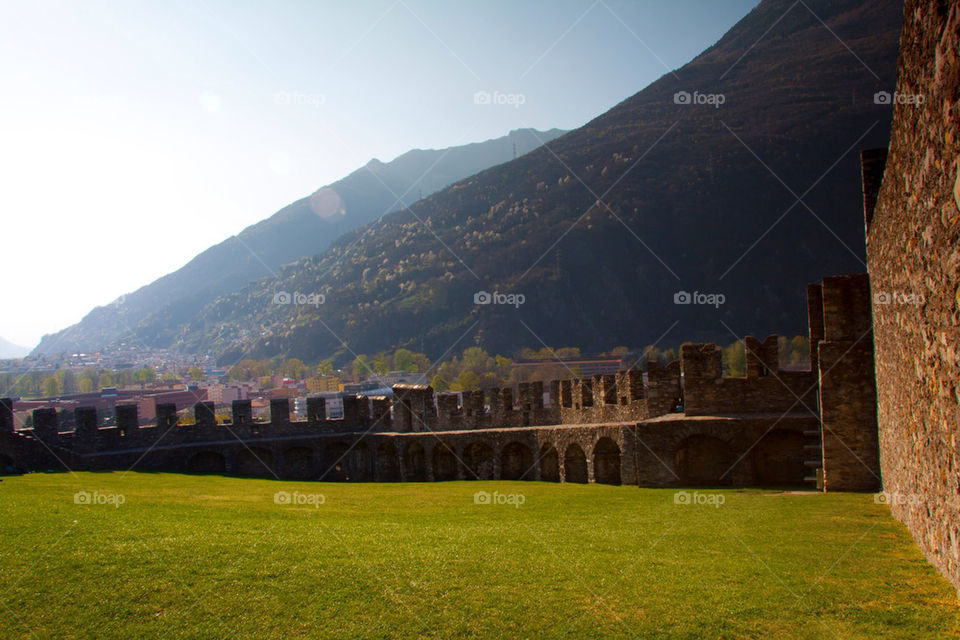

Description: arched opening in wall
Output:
[463,441,494,480]
[539,445,560,482]
[188,451,226,474]
[501,442,534,480]
[564,444,588,483]
[354,442,371,481]
[0,453,17,475]
[235,448,274,477]
[404,441,427,481]
[282,447,314,480]
[377,442,400,481]
[751,429,806,486]
[674,435,734,486]
[593,438,621,485]
[432,443,458,481]
[322,442,351,481]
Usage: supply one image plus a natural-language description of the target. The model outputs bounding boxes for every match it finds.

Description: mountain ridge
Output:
[174,0,902,365]
[0,337,29,359]
[31,127,566,356]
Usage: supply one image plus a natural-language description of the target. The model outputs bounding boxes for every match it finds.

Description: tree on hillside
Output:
[351,355,372,376]
[372,352,390,374]
[283,358,308,380]
[316,359,334,376]
[393,348,417,372]
[42,376,59,397]
[430,374,449,392]
[133,367,156,383]
[54,369,75,394]
[453,370,481,391]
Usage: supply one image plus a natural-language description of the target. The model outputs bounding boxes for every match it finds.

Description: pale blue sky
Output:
[0,0,758,348]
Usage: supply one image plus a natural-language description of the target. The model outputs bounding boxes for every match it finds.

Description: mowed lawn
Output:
[1,473,958,639]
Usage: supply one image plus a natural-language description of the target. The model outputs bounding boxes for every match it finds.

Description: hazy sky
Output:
[0,0,757,349]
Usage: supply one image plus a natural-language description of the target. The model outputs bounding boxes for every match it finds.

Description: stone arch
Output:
[404,441,427,482]
[539,444,560,482]
[751,429,806,486]
[501,442,534,480]
[432,443,458,481]
[235,447,274,477]
[593,437,621,485]
[354,442,371,481]
[322,442,351,481]
[564,444,588,483]
[377,442,400,481]
[674,434,735,485]
[282,446,314,480]
[188,450,226,474]
[463,441,495,480]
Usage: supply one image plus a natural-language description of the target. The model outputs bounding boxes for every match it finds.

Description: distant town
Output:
[0,337,812,431]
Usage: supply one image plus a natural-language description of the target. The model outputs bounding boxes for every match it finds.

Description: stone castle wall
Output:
[867,0,960,593]
[0,268,880,496]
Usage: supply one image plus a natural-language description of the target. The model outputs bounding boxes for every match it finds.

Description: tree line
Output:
[2,336,810,398]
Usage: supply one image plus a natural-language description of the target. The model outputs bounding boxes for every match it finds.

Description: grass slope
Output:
[1,472,957,639]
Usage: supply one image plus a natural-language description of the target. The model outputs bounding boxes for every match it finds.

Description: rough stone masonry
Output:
[866,0,960,595]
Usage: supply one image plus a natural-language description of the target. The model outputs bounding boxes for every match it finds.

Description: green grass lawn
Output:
[1,472,957,639]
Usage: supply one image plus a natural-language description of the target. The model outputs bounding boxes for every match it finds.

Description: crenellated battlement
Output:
[0,366,663,455]
[680,335,817,418]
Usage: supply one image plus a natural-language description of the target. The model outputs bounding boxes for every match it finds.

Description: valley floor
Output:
[0,473,957,639]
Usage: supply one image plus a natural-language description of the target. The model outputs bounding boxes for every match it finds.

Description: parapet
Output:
[744,335,779,378]
[33,407,58,441]
[0,398,13,432]
[680,343,722,381]
[195,401,216,428]
[269,398,290,425]
[392,384,434,432]
[116,404,139,434]
[681,339,814,417]
[646,360,681,416]
[231,400,252,426]
[820,274,872,342]
[157,403,178,429]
